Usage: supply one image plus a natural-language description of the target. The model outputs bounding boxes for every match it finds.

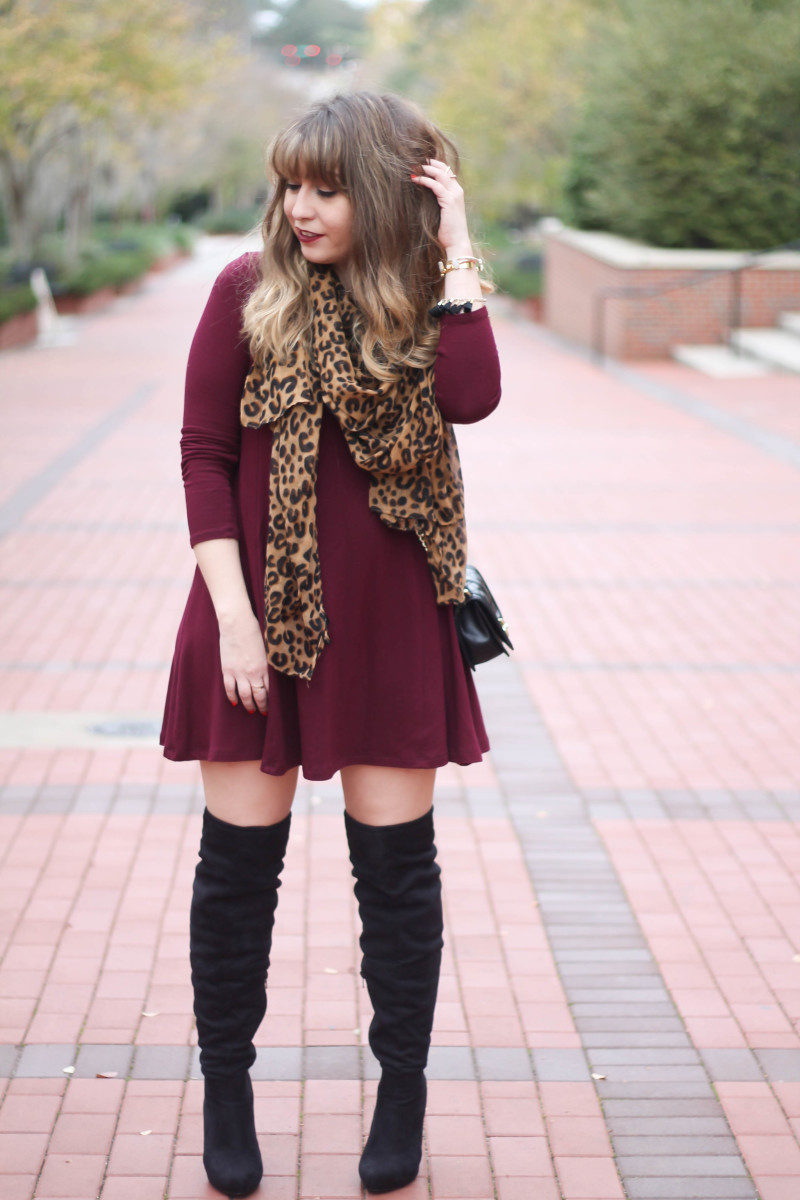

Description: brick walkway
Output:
[1,235,799,1200]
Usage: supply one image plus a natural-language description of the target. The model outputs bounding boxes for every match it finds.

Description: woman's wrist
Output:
[442,240,474,260]
[217,601,257,632]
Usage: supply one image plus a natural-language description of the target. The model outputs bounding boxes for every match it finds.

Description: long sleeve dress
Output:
[159,251,502,780]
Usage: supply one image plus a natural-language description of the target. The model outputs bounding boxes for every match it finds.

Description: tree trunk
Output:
[0,157,36,263]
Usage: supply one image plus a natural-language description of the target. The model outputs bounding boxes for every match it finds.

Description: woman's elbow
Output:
[437,381,502,425]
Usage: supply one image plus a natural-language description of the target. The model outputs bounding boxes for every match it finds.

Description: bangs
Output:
[270,114,348,189]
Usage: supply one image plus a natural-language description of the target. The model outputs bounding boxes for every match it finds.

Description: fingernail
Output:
[410,174,418,180]
[230,699,237,706]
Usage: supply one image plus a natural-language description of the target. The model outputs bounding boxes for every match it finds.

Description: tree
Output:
[0,0,235,263]
[368,0,610,222]
[561,0,800,248]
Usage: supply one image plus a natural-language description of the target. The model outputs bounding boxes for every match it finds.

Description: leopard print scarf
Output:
[239,264,467,681]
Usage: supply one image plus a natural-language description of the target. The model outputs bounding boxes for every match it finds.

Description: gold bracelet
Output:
[438,255,485,277]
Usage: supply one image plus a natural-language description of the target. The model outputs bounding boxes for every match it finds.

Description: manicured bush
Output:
[200,206,263,235]
[0,220,197,323]
[56,248,155,296]
[561,0,800,250]
[480,223,542,300]
[0,282,36,323]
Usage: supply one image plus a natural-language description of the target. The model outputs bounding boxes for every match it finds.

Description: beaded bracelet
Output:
[429,298,487,316]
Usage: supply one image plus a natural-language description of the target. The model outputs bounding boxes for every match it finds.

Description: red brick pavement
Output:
[1,237,798,1197]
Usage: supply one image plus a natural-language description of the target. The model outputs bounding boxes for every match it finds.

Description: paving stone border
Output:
[477,656,762,1200]
[4,1040,798,1094]
[3,778,800,822]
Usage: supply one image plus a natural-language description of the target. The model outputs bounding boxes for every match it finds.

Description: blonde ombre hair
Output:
[242,92,461,383]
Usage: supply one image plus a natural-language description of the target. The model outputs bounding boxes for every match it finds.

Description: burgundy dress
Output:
[159,252,501,780]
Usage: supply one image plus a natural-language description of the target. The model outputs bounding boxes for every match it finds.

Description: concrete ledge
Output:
[542,218,800,271]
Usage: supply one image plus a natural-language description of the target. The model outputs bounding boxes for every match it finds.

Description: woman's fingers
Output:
[412,159,471,250]
[250,678,269,716]
[222,670,238,708]
[418,160,460,187]
[222,670,268,714]
[236,676,269,715]
[218,614,269,715]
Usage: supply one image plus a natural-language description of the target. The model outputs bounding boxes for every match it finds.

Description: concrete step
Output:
[729,327,800,373]
[779,311,800,337]
[671,343,774,377]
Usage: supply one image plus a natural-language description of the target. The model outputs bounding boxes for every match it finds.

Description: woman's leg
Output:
[192,761,298,1198]
[200,759,297,826]
[340,765,442,1194]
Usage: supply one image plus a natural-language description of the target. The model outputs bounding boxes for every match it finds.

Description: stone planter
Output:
[54,286,117,316]
[520,295,543,322]
[147,248,188,273]
[542,217,800,359]
[0,309,37,351]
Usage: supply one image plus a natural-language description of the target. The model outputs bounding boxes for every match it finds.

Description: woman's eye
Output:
[284,182,336,197]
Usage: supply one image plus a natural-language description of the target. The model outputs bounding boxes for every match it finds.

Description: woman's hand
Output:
[411,158,472,256]
[218,609,269,715]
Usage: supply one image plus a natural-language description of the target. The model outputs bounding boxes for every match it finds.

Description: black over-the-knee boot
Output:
[344,806,443,1194]
[190,806,291,1199]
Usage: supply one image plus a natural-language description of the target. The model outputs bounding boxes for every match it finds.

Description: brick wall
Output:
[542,222,800,359]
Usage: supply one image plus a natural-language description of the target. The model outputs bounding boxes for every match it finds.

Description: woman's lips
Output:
[296,229,323,243]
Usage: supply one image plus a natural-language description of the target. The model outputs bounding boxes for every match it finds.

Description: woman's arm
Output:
[412,159,502,424]
[434,307,502,424]
[180,255,256,547]
[180,254,269,714]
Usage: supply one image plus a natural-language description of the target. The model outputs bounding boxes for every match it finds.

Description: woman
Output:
[160,91,501,1197]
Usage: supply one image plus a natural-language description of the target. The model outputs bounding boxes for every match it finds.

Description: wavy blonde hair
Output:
[242,91,462,383]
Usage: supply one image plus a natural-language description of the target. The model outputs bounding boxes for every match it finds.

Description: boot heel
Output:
[359,1070,427,1194]
[203,1072,262,1197]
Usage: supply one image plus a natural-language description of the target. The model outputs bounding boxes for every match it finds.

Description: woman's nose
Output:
[292,185,316,218]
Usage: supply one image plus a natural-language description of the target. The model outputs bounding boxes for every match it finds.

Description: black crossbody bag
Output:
[453,564,513,671]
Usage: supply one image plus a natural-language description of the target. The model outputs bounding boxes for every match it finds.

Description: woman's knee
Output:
[341,765,436,826]
[199,760,298,826]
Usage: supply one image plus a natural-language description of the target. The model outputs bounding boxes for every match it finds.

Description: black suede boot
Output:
[190,806,291,1199]
[344,807,443,1195]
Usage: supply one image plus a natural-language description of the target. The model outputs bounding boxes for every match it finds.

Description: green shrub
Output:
[478,222,543,299]
[0,283,37,323]
[200,206,263,235]
[57,249,155,296]
[170,223,197,253]
[561,0,800,250]
[0,220,197,316]
[491,252,542,300]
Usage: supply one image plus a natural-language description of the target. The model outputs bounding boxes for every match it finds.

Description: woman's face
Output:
[283,178,354,273]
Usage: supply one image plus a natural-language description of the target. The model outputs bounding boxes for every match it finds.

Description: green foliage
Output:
[0,0,236,262]
[561,0,800,248]
[170,223,197,253]
[52,221,195,293]
[0,220,194,319]
[58,249,155,296]
[479,222,542,299]
[0,282,37,323]
[491,253,543,301]
[200,205,263,234]
[374,0,603,223]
